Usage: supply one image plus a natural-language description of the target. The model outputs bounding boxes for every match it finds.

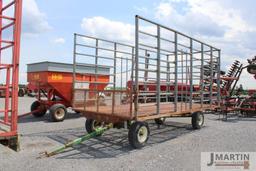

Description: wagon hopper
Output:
[27,61,110,121]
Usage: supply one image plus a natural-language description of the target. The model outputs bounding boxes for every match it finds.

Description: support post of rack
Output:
[189,38,193,109]
[210,47,213,107]
[217,50,221,107]
[174,33,178,112]
[156,25,161,115]
[135,16,139,119]
[200,44,204,108]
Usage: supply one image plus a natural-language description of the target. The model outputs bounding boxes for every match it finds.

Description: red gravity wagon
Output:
[27,61,110,122]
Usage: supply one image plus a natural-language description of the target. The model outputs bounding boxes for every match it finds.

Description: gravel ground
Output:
[0,97,256,171]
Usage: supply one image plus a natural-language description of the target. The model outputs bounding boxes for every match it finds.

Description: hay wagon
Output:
[72,16,221,148]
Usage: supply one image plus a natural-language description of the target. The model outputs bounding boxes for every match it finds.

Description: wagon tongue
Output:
[37,124,112,158]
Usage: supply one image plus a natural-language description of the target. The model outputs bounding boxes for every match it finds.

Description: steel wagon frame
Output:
[72,15,221,148]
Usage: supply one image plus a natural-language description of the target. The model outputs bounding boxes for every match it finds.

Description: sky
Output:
[12,0,256,88]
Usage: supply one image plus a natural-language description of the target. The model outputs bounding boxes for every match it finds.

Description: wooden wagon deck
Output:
[74,102,216,123]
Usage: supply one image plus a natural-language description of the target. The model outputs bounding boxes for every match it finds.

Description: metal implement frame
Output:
[0,0,22,151]
[72,16,221,123]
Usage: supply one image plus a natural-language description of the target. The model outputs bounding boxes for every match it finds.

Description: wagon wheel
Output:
[74,110,80,114]
[31,101,47,117]
[154,117,166,125]
[241,110,248,117]
[49,104,67,122]
[242,110,256,117]
[128,121,150,149]
[247,64,256,75]
[191,112,204,129]
[18,88,25,97]
[85,119,104,135]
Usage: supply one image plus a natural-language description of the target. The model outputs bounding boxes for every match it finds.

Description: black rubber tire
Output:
[154,117,166,125]
[85,119,103,134]
[192,112,204,129]
[74,110,80,114]
[18,88,25,97]
[49,104,67,122]
[31,101,47,117]
[247,64,256,75]
[128,121,150,149]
